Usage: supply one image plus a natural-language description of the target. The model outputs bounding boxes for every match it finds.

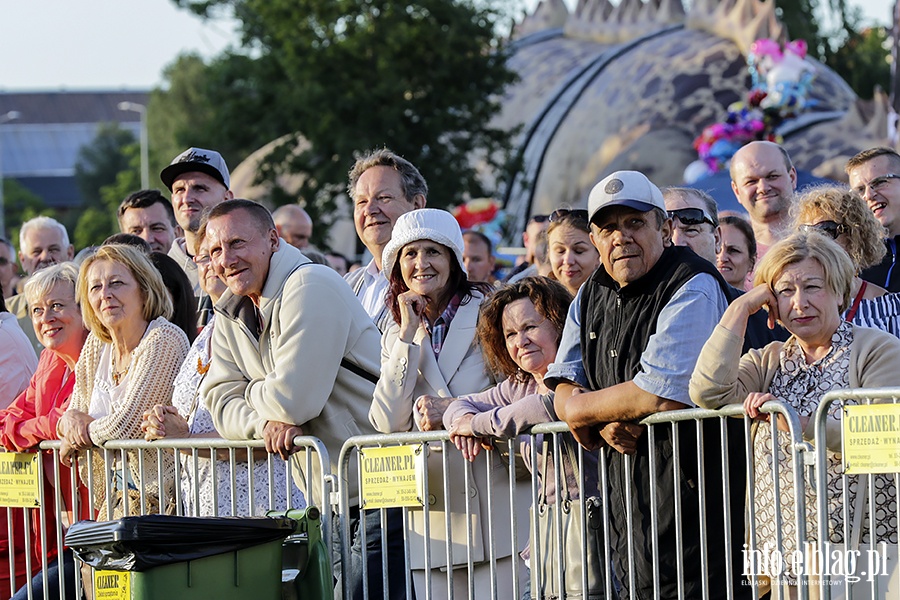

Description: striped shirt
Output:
[847,292,900,338]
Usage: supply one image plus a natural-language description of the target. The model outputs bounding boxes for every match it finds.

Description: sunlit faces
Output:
[18,227,73,275]
[205,210,279,303]
[193,239,227,302]
[353,166,423,261]
[399,241,452,303]
[30,281,83,358]
[772,257,842,348]
[119,203,177,253]
[170,171,232,233]
[589,207,669,288]
[87,260,146,332]
[848,154,900,236]
[730,143,796,225]
[717,223,754,287]
[501,298,559,378]
[548,224,600,295]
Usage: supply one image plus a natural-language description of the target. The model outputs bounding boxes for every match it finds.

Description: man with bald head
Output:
[272,204,314,250]
[729,141,797,258]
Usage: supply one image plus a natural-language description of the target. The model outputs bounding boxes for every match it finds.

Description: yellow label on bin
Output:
[843,404,900,474]
[0,452,40,507]
[94,569,130,600]
[359,444,425,509]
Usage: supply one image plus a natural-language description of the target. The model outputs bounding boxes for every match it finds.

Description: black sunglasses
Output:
[798,221,847,240]
[667,208,717,227]
[549,208,589,223]
[529,214,550,224]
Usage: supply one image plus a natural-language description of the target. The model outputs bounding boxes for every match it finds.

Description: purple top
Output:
[443,376,600,503]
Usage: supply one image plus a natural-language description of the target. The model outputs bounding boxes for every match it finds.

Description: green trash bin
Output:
[268,506,333,600]
[65,515,296,600]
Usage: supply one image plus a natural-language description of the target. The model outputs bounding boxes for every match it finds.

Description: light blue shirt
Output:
[544,273,728,406]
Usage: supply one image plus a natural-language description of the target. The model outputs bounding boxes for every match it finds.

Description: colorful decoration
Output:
[451,198,508,252]
[684,38,816,183]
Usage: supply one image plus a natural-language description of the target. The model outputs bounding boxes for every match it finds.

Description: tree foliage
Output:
[159,0,519,243]
[776,0,890,99]
[2,179,50,251]
[72,123,141,247]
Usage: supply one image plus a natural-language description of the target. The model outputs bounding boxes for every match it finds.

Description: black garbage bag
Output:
[65,515,296,572]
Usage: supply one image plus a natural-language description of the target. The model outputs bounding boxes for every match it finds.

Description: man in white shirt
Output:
[344,148,426,331]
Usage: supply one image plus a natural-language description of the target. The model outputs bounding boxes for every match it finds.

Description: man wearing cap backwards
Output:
[198,200,405,600]
[548,172,749,599]
[346,148,427,332]
[159,147,234,294]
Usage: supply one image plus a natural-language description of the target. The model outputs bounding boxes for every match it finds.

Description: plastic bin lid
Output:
[66,515,296,572]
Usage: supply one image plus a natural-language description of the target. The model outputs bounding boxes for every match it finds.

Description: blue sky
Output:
[0,0,892,91]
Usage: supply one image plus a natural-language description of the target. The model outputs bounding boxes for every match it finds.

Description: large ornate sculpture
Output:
[497,0,890,235]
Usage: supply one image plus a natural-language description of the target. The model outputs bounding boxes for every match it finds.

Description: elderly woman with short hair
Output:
[0,263,89,600]
[690,231,900,597]
[57,244,190,518]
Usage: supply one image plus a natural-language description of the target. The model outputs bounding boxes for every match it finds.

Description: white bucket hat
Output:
[381,209,467,277]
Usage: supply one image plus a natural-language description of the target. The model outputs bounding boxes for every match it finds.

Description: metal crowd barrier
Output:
[813,387,900,599]
[334,402,812,600]
[1,401,839,600]
[337,430,529,600]
[1,437,328,600]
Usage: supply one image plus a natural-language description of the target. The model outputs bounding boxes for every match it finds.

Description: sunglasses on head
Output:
[667,208,716,227]
[798,221,847,240]
[549,208,589,223]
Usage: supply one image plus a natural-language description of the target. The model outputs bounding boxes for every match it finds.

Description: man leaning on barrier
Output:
[198,199,408,600]
[549,171,751,599]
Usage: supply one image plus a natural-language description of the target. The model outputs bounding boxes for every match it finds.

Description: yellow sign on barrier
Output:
[94,569,131,600]
[0,452,40,507]
[843,403,900,474]
[359,444,425,509]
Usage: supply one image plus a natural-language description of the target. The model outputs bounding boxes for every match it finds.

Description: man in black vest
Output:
[547,171,750,599]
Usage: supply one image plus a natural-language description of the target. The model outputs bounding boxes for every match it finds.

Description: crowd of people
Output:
[1,139,900,599]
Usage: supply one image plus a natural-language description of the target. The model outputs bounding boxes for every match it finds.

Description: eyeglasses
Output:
[549,209,589,223]
[528,214,550,224]
[667,208,717,227]
[798,221,847,240]
[853,173,900,197]
[192,254,212,266]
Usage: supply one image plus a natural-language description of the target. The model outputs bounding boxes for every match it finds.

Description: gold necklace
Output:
[112,353,131,386]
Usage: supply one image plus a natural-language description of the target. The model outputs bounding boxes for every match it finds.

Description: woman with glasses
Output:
[794,185,900,337]
[546,208,600,296]
[0,263,89,600]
